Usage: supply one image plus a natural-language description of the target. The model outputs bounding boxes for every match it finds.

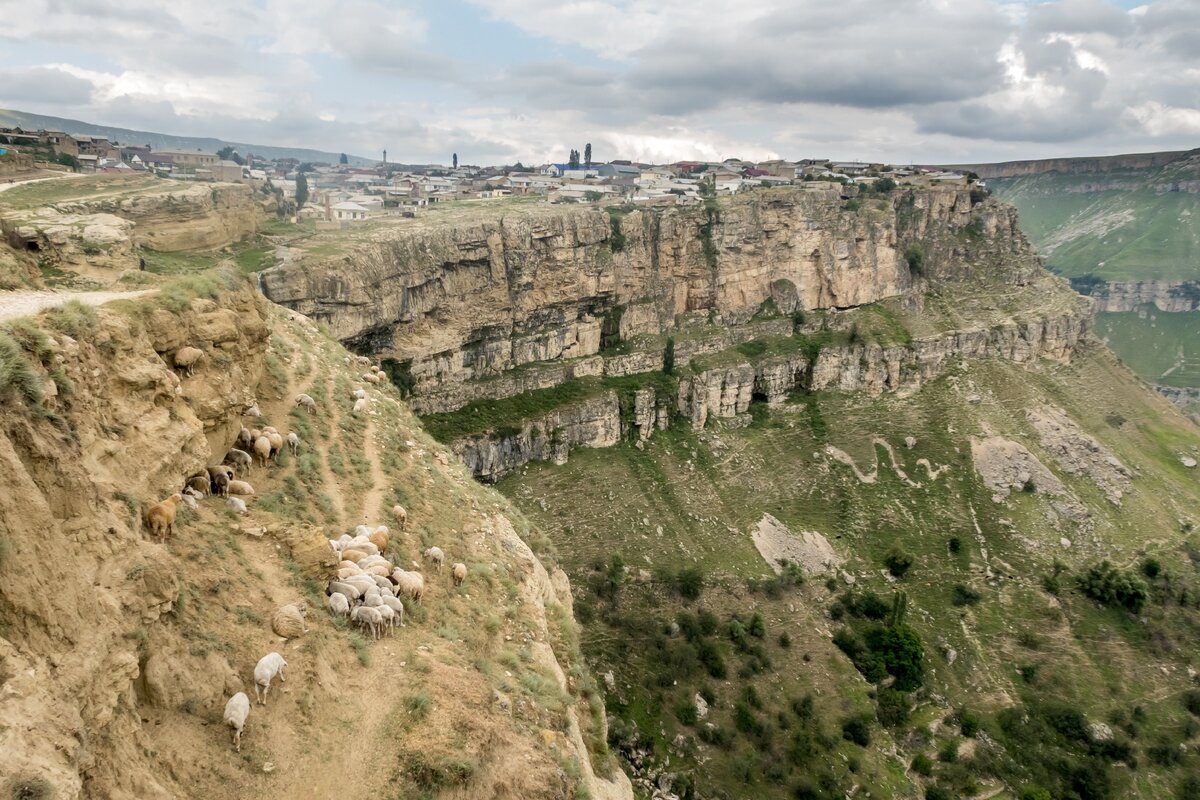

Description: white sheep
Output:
[253,652,287,705]
[352,397,369,414]
[227,496,248,514]
[354,524,372,538]
[423,546,445,573]
[294,393,316,413]
[227,479,255,496]
[245,404,262,418]
[380,594,406,626]
[352,388,367,400]
[174,346,204,377]
[355,355,371,366]
[287,432,300,455]
[392,569,424,603]
[179,493,199,511]
[452,562,467,587]
[253,436,272,469]
[327,580,364,602]
[223,692,250,752]
[376,603,397,636]
[362,372,381,384]
[328,592,351,618]
[351,605,383,640]
[237,426,254,448]
[391,505,407,528]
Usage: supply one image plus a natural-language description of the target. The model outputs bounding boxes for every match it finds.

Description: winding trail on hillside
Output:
[0,288,154,323]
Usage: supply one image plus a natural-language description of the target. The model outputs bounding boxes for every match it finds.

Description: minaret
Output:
[382,149,387,165]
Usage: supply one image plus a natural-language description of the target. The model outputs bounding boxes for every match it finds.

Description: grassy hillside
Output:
[496,341,1200,800]
[1095,308,1200,389]
[991,154,1200,281]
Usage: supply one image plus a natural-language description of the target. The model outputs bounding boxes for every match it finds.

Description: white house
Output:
[332,201,370,221]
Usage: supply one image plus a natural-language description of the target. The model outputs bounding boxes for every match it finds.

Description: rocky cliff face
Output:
[263,187,1031,404]
[951,149,1194,179]
[1086,280,1200,313]
[1,182,270,272]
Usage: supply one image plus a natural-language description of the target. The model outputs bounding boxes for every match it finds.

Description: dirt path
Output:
[359,410,389,527]
[0,171,83,195]
[0,288,155,323]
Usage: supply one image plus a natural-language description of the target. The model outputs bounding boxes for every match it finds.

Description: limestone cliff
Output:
[1084,280,1200,313]
[262,186,1033,403]
[1,181,270,272]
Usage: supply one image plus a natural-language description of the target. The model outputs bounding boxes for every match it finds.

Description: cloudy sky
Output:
[1,0,1197,165]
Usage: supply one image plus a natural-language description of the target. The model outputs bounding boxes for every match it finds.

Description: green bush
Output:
[876,688,910,728]
[911,753,934,776]
[952,584,982,606]
[884,544,915,578]
[675,566,704,600]
[863,624,925,691]
[1184,689,1200,717]
[905,245,924,277]
[1078,560,1149,613]
[841,715,871,747]
[675,699,698,725]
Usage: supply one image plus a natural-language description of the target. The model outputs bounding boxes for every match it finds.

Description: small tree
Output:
[568,149,580,169]
[584,142,592,166]
[663,337,675,375]
[884,543,914,578]
[339,152,349,165]
[452,152,458,169]
[295,173,309,209]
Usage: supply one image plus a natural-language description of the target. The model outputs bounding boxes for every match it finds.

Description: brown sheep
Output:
[227,480,255,496]
[173,346,204,377]
[341,548,368,563]
[271,603,308,640]
[186,474,210,497]
[147,493,183,540]
[452,562,467,587]
[391,505,407,529]
[253,435,272,469]
[267,431,284,461]
[368,530,389,552]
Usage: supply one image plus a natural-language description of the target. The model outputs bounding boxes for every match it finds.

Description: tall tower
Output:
[382,149,387,165]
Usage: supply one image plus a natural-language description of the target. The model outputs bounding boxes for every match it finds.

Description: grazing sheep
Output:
[186,474,210,497]
[173,346,204,377]
[341,548,368,564]
[253,436,272,469]
[180,493,198,511]
[369,530,389,552]
[363,589,384,608]
[237,426,254,448]
[371,576,394,592]
[227,496,247,514]
[294,393,317,413]
[223,692,250,752]
[225,448,252,475]
[146,493,183,540]
[245,404,262,418]
[207,465,235,483]
[391,569,425,603]
[352,397,369,414]
[354,524,372,537]
[328,592,351,618]
[351,605,383,640]
[423,546,445,572]
[211,472,230,497]
[362,372,381,384]
[253,653,287,705]
[227,480,255,496]
[352,388,367,400]
[391,505,407,528]
[287,432,300,455]
[355,355,372,366]
[380,594,406,626]
[262,425,278,435]
[452,562,467,587]
[250,427,262,442]
[327,580,364,602]
[266,431,284,461]
[376,604,397,636]
[271,603,309,639]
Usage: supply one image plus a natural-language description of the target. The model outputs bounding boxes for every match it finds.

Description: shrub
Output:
[1184,689,1200,717]
[675,566,704,600]
[1141,558,1162,579]
[778,631,792,648]
[926,787,955,800]
[948,536,962,554]
[1021,789,1052,800]
[884,544,914,578]
[952,584,982,606]
[911,753,934,776]
[876,688,910,728]
[957,707,981,737]
[905,246,924,277]
[841,715,871,747]
[1179,776,1200,800]
[1078,560,1149,613]
[675,699,698,725]
[734,701,763,736]
[864,624,925,691]
[748,612,766,638]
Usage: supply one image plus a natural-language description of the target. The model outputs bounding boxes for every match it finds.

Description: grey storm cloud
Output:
[0,67,94,106]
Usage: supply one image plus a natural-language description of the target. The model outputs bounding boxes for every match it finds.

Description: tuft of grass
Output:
[43,299,98,337]
[0,332,43,406]
[348,632,371,666]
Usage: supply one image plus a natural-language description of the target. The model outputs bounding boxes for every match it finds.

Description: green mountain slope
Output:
[990,152,1200,281]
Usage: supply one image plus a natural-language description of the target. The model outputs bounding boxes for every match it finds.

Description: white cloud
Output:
[0,0,1197,163]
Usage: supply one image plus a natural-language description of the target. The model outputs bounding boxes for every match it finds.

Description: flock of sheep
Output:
[145,352,471,753]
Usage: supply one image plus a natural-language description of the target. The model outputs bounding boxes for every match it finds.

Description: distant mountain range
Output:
[0,108,375,167]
